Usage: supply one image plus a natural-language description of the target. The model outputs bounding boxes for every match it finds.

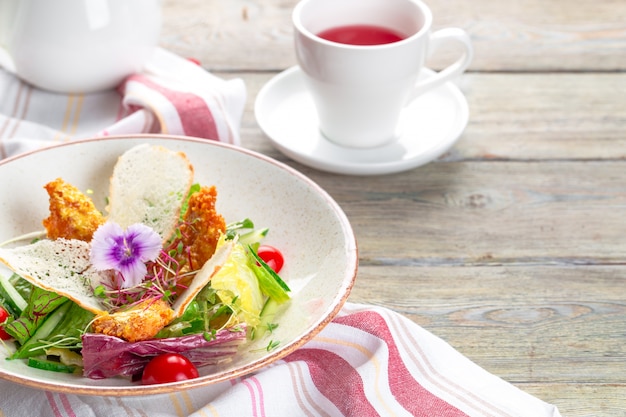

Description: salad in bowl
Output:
[0,137,357,395]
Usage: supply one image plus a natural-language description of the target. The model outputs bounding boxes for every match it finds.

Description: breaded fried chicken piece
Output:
[91,299,175,342]
[42,178,106,241]
[178,186,226,271]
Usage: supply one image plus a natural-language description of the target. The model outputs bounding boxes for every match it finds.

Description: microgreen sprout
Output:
[0,230,47,248]
[31,335,82,351]
[203,329,217,341]
[266,340,280,351]
[225,218,255,240]
[251,339,281,353]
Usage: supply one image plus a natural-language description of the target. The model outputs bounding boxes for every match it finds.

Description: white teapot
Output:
[0,0,162,94]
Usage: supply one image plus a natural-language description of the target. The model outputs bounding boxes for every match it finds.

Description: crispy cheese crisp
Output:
[91,299,175,342]
[42,178,105,241]
[0,238,108,314]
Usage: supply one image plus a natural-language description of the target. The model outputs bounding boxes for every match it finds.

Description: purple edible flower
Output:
[90,222,162,288]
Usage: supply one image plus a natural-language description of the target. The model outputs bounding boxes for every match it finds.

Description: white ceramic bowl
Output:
[0,135,357,396]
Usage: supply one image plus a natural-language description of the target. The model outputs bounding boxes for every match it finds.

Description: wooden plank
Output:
[161,0,626,72]
[453,73,626,161]
[427,0,626,72]
[514,384,626,417]
[242,160,626,265]
[228,72,626,161]
[323,160,626,262]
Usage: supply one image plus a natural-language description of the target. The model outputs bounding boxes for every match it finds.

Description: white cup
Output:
[0,0,162,94]
[293,0,473,149]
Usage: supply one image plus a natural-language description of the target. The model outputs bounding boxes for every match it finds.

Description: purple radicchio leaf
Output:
[81,325,247,379]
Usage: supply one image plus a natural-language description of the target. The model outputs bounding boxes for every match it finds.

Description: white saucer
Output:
[254,66,469,176]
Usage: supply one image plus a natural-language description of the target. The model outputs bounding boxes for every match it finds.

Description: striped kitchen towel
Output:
[0,303,562,417]
[0,48,246,159]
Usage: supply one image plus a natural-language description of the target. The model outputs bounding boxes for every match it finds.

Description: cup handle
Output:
[408,28,473,101]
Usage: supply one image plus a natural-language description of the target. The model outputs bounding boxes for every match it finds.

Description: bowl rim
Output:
[0,134,358,396]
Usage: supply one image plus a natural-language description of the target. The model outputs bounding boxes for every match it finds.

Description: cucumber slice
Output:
[251,297,285,340]
[239,228,269,245]
[27,357,78,374]
[0,273,27,316]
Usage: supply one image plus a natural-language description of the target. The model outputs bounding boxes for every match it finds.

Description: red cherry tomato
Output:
[257,245,284,273]
[0,307,11,340]
[141,353,199,385]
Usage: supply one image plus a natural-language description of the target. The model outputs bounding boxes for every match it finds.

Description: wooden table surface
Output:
[161,1,626,415]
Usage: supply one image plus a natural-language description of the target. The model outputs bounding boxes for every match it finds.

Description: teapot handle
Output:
[0,48,16,73]
[0,0,17,73]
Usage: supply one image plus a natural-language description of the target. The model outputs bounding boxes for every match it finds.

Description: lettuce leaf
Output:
[210,242,265,328]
